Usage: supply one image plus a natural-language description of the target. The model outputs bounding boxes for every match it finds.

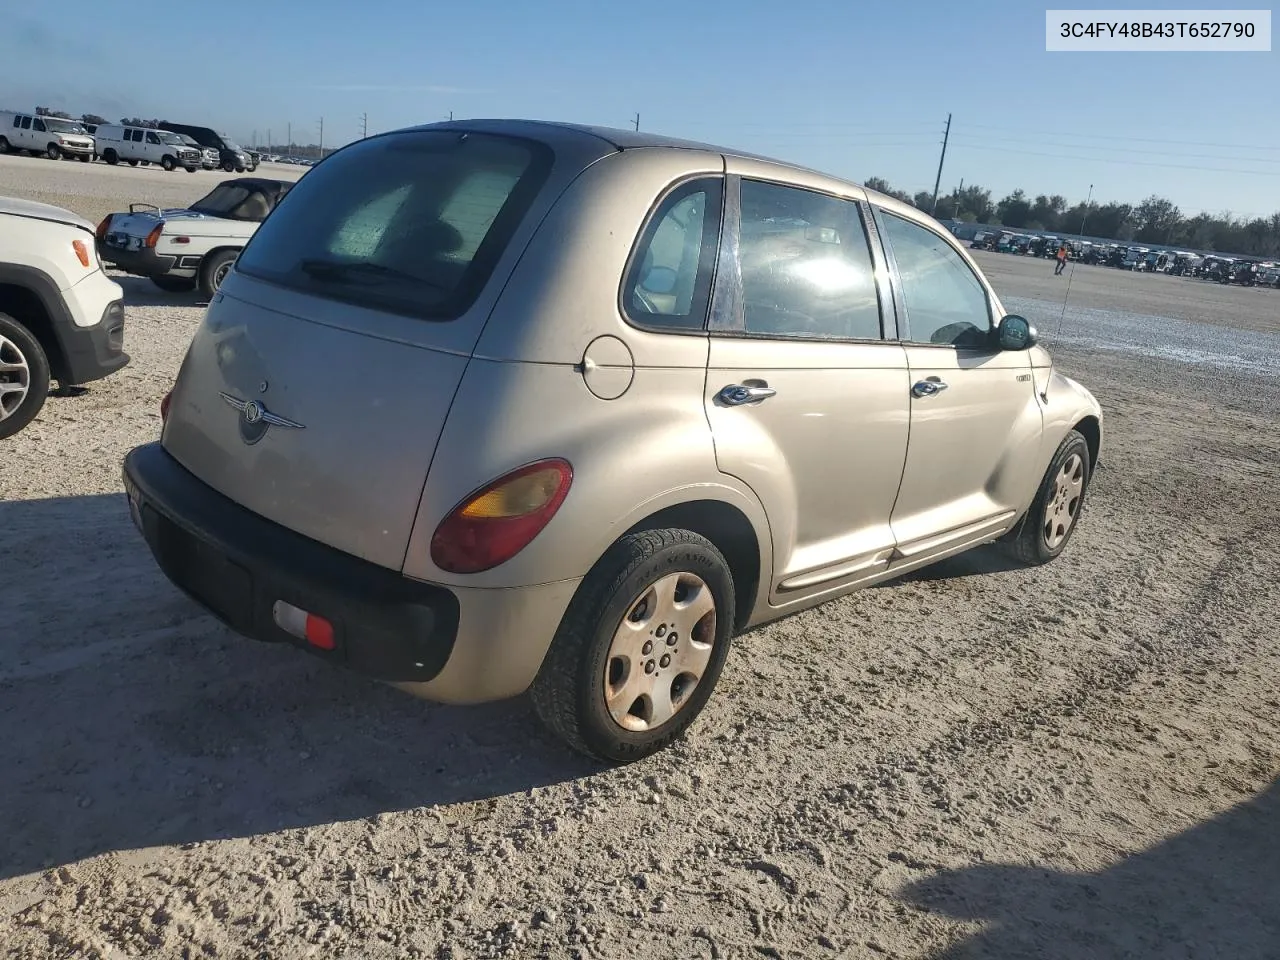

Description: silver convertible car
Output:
[123,119,1103,762]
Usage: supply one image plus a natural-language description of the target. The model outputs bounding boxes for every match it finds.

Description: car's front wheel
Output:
[45,143,61,160]
[0,313,52,440]
[1001,429,1092,565]
[531,529,736,763]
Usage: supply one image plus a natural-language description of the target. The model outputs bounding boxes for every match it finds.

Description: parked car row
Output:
[0,111,258,173]
[968,228,1279,287]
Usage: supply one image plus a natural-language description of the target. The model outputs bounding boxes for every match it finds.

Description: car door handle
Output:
[911,378,949,398]
[718,384,777,406]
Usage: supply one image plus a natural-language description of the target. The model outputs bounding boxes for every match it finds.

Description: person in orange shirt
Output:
[1054,243,1069,275]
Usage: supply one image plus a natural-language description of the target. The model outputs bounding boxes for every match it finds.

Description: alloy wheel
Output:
[604,572,717,732]
[1044,453,1085,549]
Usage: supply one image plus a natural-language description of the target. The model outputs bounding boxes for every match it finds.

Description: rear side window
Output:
[621,177,723,332]
[236,131,553,320]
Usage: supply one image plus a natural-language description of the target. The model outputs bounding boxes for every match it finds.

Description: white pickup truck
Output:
[95,178,294,299]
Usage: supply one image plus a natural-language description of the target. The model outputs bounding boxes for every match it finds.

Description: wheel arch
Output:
[1073,414,1102,470]
[0,265,73,382]
[620,498,763,633]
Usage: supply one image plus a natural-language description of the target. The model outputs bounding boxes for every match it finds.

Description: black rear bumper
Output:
[97,241,179,278]
[122,442,459,682]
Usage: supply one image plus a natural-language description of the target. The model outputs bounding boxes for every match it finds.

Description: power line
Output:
[958,121,1280,153]
[950,141,1280,177]
[950,132,1280,165]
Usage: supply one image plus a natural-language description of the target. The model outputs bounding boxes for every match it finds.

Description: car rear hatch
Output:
[159,127,570,572]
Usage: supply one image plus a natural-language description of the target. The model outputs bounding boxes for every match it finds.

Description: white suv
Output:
[0,197,130,438]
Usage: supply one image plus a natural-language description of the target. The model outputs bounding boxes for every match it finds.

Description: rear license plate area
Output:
[146,507,254,631]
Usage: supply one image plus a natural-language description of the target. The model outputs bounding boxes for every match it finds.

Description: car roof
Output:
[400,118,907,212]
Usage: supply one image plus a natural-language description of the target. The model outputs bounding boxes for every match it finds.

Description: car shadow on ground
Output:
[901,776,1280,958]
[872,543,1027,586]
[0,493,597,881]
[111,273,208,308]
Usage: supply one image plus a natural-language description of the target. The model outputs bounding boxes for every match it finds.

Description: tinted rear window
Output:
[236,131,552,320]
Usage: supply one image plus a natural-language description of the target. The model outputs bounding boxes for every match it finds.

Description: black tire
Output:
[103,149,119,165]
[222,160,235,173]
[128,159,139,167]
[0,313,52,440]
[46,143,61,160]
[77,154,90,163]
[1000,430,1092,566]
[184,165,196,173]
[530,529,736,763]
[0,136,9,153]
[198,249,239,300]
[150,276,197,293]
[161,155,175,171]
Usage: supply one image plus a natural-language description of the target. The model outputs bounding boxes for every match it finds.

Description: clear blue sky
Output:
[3,0,1276,218]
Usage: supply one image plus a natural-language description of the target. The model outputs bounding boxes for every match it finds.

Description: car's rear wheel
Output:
[1000,430,1092,566]
[198,249,239,300]
[531,529,735,763]
[0,313,52,440]
[151,276,197,293]
[103,149,118,165]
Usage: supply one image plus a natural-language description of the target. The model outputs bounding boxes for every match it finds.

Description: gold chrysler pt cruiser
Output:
[123,119,1103,762]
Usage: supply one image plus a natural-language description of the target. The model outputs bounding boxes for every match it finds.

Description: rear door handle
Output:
[718,384,777,406]
[911,378,949,398]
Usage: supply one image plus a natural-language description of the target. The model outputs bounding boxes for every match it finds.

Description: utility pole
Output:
[317,117,324,159]
[448,111,454,121]
[287,122,292,154]
[929,112,952,216]
[360,112,368,138]
[267,128,272,152]
[633,112,640,132]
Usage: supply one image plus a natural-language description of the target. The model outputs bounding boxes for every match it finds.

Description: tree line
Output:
[864,177,1280,259]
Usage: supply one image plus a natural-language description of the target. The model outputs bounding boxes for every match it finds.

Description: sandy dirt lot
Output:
[2,156,1278,960]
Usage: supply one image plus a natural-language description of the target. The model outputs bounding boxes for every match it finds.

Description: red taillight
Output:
[430,459,573,574]
[145,223,164,248]
[160,389,173,422]
[95,216,110,241]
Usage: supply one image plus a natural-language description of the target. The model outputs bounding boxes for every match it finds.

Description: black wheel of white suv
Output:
[0,137,10,154]
[530,529,736,763]
[161,155,175,171]
[45,143,61,160]
[0,313,52,440]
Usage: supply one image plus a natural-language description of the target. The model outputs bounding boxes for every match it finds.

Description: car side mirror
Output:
[996,314,1037,350]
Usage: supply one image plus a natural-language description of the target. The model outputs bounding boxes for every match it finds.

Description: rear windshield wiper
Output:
[299,257,428,287]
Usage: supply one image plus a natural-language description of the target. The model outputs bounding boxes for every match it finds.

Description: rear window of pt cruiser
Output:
[235,130,554,321]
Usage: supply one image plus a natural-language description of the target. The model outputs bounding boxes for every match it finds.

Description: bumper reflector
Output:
[272,600,336,650]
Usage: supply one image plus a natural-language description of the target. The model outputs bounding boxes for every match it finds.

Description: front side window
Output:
[622,178,723,331]
[146,132,161,144]
[879,210,992,347]
[236,130,552,321]
[729,179,882,340]
[33,119,45,132]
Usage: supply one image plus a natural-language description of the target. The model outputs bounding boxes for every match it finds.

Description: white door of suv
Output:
[705,175,911,606]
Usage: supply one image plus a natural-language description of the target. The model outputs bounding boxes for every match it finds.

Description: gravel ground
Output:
[2,158,1278,960]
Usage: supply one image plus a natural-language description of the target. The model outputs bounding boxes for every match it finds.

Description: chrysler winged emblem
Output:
[220,391,305,444]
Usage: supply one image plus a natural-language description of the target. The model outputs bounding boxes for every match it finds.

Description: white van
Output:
[0,111,95,161]
[93,124,202,172]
